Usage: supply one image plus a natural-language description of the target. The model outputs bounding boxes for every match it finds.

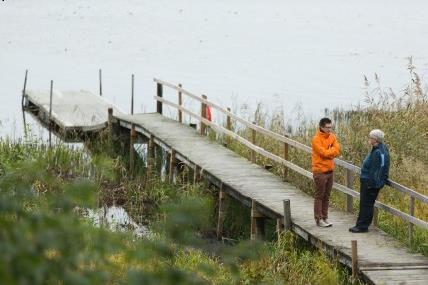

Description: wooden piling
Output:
[216,184,226,239]
[99,69,102,96]
[276,218,284,241]
[108,107,113,148]
[251,200,265,240]
[129,124,136,176]
[283,199,291,231]
[193,165,201,184]
[352,240,358,279]
[129,74,136,176]
[49,80,53,148]
[346,166,354,213]
[200,95,207,135]
[409,196,415,245]
[147,135,155,175]
[157,83,163,114]
[178,83,183,123]
[251,122,256,163]
[169,148,177,184]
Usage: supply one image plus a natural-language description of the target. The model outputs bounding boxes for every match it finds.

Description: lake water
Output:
[1,0,427,139]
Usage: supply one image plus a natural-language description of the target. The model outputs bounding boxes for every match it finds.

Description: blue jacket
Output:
[360,143,390,189]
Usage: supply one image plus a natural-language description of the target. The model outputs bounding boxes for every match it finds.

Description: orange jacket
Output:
[311,129,340,173]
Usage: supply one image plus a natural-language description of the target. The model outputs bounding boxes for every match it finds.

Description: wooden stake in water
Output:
[99,69,103,96]
[49,80,53,148]
[131,74,134,114]
[21,69,28,136]
[351,240,358,279]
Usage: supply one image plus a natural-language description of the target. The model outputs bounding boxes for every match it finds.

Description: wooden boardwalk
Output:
[115,112,428,285]
[23,84,428,284]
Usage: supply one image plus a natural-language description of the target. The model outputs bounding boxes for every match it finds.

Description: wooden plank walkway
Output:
[115,112,428,285]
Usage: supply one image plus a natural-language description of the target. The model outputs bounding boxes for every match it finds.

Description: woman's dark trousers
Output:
[356,180,380,230]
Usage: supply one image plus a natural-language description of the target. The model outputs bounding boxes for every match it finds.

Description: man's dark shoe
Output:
[349,226,368,233]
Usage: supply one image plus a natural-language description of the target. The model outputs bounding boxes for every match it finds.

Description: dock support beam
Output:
[193,165,201,184]
[216,184,226,239]
[147,135,155,176]
[276,218,284,241]
[283,199,292,232]
[108,108,114,150]
[129,124,136,177]
[168,148,177,184]
[251,200,265,240]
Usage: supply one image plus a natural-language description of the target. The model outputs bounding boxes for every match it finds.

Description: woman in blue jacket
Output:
[349,129,390,233]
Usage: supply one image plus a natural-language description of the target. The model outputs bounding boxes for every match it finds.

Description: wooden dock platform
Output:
[115,112,428,285]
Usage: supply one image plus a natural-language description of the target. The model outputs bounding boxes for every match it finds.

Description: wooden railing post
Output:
[373,207,379,227]
[22,69,28,136]
[283,199,292,232]
[345,166,354,213]
[178,83,183,123]
[251,122,256,163]
[99,69,102,96]
[168,148,177,184]
[351,240,358,279]
[216,184,226,239]
[200,95,207,135]
[283,140,289,181]
[226,107,232,146]
[409,196,415,245]
[251,200,265,240]
[157,83,163,114]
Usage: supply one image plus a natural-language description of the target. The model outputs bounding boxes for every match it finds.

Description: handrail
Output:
[153,78,427,204]
[153,95,428,229]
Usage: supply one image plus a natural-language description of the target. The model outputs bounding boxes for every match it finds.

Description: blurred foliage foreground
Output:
[0,140,353,285]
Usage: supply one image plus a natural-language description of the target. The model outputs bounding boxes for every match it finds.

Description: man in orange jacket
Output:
[312,118,340,227]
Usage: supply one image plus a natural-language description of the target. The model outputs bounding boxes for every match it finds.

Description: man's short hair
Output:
[319,117,332,127]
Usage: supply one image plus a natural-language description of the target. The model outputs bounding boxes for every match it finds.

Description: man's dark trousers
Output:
[356,180,380,230]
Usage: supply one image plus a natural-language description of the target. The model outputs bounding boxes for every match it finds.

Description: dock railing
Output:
[153,78,428,244]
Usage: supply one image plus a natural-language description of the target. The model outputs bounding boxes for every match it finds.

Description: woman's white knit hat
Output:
[369,129,385,143]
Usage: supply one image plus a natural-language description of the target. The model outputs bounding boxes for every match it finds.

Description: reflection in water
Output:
[82,206,150,238]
